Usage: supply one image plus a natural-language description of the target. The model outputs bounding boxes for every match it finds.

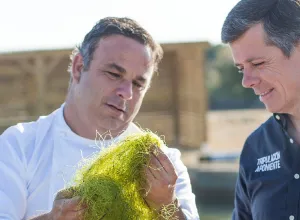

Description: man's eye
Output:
[253,62,265,66]
[133,81,144,90]
[106,72,120,78]
[237,68,244,74]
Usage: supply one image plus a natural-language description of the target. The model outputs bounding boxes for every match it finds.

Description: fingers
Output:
[148,147,177,183]
[148,153,166,179]
[143,168,155,196]
[146,162,157,179]
[156,148,176,174]
[55,187,76,200]
[65,208,86,220]
[63,196,86,211]
[142,146,179,210]
[52,196,87,220]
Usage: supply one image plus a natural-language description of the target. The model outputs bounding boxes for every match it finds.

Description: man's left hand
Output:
[143,146,178,211]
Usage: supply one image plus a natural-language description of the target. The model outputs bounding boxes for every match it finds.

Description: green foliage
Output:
[205,45,259,109]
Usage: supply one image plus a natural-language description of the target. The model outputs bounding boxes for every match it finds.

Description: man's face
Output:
[72,35,154,134]
[229,23,300,114]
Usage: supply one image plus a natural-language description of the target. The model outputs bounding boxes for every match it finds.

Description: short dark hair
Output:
[68,17,163,77]
[221,0,300,57]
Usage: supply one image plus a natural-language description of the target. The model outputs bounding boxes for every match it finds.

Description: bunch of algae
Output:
[69,131,167,220]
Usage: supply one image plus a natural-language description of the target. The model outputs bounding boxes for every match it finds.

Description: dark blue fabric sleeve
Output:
[232,165,253,220]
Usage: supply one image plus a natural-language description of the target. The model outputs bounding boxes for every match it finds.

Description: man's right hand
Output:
[31,188,87,220]
[49,196,86,220]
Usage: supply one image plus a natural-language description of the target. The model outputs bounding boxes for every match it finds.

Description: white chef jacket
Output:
[0,104,199,219]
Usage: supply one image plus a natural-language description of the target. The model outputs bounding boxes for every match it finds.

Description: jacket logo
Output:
[255,151,281,172]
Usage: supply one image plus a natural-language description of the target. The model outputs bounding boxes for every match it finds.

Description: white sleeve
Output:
[0,131,27,220]
[165,148,200,220]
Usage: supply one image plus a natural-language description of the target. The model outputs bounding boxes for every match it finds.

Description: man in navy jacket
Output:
[221,0,300,219]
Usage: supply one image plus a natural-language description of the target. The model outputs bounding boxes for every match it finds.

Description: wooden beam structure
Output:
[0,43,210,149]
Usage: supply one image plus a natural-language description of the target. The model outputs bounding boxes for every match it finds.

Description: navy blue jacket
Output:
[233,114,300,220]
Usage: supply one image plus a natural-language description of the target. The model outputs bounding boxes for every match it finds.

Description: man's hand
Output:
[143,147,186,219]
[50,188,87,220]
[144,146,178,210]
[31,188,87,220]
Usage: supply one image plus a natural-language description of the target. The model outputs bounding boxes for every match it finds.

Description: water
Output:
[200,211,231,220]
[189,165,236,220]
[198,203,233,220]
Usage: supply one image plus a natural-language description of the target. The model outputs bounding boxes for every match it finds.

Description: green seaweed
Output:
[70,131,167,220]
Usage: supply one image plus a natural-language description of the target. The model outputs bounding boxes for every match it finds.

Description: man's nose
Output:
[117,80,133,100]
[242,69,260,88]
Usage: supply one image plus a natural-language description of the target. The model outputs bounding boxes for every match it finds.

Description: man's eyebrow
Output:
[105,63,149,83]
[135,76,147,83]
[105,63,126,73]
[234,56,265,66]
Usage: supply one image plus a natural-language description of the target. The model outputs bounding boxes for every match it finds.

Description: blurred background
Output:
[0,0,272,219]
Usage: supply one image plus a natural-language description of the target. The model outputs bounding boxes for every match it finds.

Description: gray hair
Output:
[68,17,163,87]
[221,0,300,57]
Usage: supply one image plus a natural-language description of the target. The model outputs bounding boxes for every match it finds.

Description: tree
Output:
[205,45,263,109]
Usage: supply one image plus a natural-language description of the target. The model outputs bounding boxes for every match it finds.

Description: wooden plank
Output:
[35,57,46,114]
[0,65,22,76]
[18,59,34,74]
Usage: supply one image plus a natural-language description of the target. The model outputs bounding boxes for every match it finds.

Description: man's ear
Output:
[71,53,84,83]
